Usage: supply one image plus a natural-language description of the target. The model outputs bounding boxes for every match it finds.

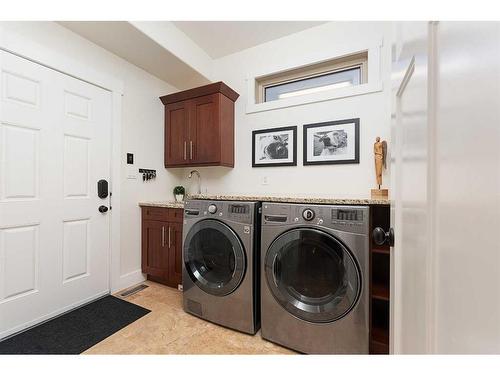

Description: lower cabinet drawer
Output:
[167,208,184,222]
[142,206,183,222]
[142,206,169,221]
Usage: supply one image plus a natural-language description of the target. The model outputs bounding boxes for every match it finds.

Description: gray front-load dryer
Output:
[260,202,370,354]
[182,199,260,334]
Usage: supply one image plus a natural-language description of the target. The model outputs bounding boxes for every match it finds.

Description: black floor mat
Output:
[0,295,150,354]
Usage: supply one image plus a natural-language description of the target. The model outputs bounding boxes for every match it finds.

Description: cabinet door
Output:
[167,222,183,287]
[165,101,188,166]
[188,94,220,164]
[142,220,168,279]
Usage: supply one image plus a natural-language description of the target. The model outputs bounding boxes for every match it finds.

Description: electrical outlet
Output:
[262,176,269,185]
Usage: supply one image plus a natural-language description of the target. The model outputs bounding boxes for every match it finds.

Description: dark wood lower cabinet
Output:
[167,222,183,287]
[141,207,183,289]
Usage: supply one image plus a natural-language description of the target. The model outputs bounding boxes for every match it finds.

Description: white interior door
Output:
[0,50,112,339]
[390,22,433,354]
[432,22,500,354]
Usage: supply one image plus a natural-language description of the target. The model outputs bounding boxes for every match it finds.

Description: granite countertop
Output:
[138,201,184,209]
[187,194,389,205]
[139,194,389,208]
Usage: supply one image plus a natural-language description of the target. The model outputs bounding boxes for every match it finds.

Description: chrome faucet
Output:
[188,170,202,195]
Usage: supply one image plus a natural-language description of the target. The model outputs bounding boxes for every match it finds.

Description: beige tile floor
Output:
[84,281,295,354]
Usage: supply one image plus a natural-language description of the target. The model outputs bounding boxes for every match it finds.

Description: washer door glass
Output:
[184,219,246,296]
[265,228,361,323]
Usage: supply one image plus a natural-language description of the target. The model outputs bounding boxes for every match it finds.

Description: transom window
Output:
[256,51,368,103]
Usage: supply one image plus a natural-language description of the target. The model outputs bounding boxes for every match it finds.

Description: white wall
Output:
[0,22,179,290]
[1,21,393,295]
[171,22,393,198]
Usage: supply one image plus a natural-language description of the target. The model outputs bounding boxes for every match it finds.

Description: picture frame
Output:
[252,126,297,167]
[303,118,360,165]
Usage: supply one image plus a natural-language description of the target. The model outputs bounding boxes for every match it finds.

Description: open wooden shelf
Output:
[372,283,390,301]
[371,326,389,345]
[372,246,390,255]
[369,204,391,355]
[370,340,389,354]
[370,325,390,354]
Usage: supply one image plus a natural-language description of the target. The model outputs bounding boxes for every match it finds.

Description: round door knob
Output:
[98,205,109,213]
[208,204,217,214]
[302,209,315,221]
[373,227,395,246]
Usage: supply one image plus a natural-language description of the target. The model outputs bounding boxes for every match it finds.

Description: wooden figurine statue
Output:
[371,137,388,199]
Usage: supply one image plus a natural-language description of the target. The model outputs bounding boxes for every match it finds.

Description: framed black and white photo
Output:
[303,118,359,165]
[252,126,297,167]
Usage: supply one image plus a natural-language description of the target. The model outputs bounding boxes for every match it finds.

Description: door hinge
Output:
[109,191,112,210]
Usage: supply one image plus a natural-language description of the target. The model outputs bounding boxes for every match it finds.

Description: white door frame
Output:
[0,24,124,294]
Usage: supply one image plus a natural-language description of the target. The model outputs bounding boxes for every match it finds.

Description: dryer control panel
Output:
[262,203,369,235]
[332,208,364,222]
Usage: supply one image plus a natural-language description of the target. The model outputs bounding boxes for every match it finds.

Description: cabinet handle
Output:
[168,226,172,248]
[183,141,187,160]
[190,141,193,160]
[162,226,165,247]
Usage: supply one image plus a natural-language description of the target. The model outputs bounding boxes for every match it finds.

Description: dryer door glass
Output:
[184,219,246,296]
[265,228,361,323]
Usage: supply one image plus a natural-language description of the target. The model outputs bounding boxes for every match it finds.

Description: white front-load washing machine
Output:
[182,199,260,334]
[260,202,369,354]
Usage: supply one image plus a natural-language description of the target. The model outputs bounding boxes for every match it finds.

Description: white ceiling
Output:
[172,21,327,59]
[59,21,210,89]
[59,21,327,88]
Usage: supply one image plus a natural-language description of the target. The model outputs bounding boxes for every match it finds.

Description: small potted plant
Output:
[173,185,185,202]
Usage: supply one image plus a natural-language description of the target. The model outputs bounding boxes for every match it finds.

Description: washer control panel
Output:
[184,200,257,224]
[228,204,249,215]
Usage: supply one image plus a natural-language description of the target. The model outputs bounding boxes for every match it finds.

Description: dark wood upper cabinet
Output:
[160,82,239,168]
[164,100,189,166]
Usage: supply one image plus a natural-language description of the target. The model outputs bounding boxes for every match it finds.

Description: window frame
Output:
[255,51,368,104]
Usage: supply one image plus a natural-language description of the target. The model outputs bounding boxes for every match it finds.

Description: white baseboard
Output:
[112,269,146,294]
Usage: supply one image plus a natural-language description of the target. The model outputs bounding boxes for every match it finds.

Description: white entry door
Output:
[390,22,433,353]
[0,51,112,339]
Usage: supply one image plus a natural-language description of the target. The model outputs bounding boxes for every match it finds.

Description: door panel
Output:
[142,220,167,279]
[391,22,430,353]
[434,22,500,353]
[59,72,111,308]
[165,101,188,166]
[168,222,183,287]
[189,95,220,164]
[0,51,111,339]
